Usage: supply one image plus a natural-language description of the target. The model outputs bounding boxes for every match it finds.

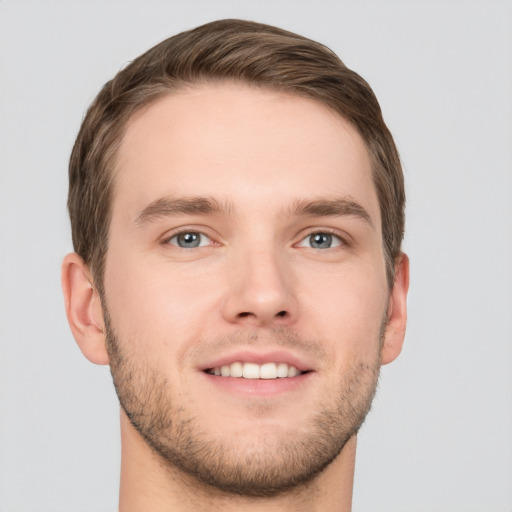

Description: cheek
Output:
[103,253,224,356]
[300,261,388,360]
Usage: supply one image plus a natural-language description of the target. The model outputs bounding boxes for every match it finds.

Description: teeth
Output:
[243,362,260,379]
[206,361,304,379]
[260,362,277,379]
[277,363,289,378]
[230,361,243,378]
[288,366,298,377]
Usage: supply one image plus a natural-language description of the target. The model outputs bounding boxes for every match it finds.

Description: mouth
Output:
[204,361,308,379]
[198,350,315,396]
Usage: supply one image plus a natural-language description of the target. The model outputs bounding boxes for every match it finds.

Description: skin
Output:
[62,83,409,511]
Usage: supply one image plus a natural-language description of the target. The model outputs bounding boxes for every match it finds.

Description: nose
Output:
[221,247,298,328]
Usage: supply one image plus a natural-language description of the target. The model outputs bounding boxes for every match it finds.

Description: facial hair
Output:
[104,307,385,498]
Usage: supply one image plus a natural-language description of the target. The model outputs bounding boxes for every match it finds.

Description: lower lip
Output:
[200,371,313,396]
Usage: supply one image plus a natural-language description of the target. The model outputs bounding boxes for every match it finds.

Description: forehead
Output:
[113,82,379,223]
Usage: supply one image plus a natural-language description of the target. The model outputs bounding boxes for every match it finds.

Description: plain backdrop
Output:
[1,1,511,511]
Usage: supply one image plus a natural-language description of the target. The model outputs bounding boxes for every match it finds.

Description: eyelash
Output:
[162,228,348,250]
[164,230,214,249]
[295,229,347,250]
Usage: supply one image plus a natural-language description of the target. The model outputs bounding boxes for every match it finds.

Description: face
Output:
[103,83,393,496]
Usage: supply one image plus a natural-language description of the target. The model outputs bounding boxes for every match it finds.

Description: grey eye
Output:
[310,233,332,249]
[168,232,211,248]
[300,232,342,249]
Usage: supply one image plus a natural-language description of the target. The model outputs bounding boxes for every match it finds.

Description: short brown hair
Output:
[68,19,404,291]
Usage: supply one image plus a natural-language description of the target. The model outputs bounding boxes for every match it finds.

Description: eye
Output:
[167,231,212,248]
[298,232,343,249]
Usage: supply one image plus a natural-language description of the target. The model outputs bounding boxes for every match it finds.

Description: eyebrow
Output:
[135,196,233,226]
[289,198,373,227]
[134,195,373,228]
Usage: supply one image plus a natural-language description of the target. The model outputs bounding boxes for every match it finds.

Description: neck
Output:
[118,410,356,512]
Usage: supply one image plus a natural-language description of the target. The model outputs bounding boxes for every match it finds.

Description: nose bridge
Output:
[222,237,296,326]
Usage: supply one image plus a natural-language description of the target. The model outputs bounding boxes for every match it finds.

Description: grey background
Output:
[1,1,511,511]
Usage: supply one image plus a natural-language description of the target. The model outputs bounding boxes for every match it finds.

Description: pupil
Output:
[312,233,331,249]
[178,232,200,248]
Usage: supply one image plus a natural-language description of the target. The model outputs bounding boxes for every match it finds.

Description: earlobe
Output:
[381,253,409,365]
[61,253,109,365]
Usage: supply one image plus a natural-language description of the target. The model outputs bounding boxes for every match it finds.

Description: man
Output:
[61,19,408,511]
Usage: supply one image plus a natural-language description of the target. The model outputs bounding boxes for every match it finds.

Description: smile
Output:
[205,362,305,379]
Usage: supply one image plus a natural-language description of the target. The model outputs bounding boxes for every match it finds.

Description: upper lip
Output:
[198,349,314,373]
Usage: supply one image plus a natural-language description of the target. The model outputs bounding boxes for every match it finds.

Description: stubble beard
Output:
[104,309,384,498]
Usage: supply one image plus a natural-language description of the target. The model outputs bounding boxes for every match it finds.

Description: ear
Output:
[61,253,109,365]
[381,253,410,365]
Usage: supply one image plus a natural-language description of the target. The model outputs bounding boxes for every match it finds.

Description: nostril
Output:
[237,311,287,319]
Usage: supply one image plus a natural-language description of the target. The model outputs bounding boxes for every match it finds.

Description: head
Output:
[63,19,408,498]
